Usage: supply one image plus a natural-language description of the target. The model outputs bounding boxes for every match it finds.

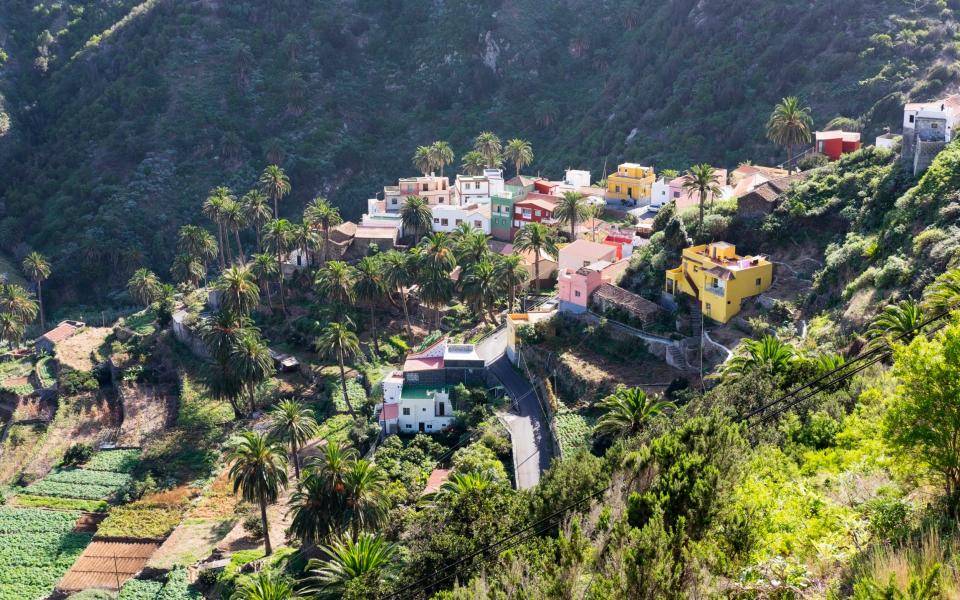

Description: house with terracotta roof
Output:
[736,173,808,219]
[35,320,85,355]
[557,260,630,314]
[558,239,617,272]
[512,193,560,234]
[591,283,663,325]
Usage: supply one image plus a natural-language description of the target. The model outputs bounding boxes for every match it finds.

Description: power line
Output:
[384,311,959,599]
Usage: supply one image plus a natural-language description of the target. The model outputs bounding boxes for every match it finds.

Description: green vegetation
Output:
[14,494,108,512]
[555,410,593,456]
[119,567,201,600]
[98,503,184,539]
[85,449,142,473]
[25,467,133,500]
[0,507,91,600]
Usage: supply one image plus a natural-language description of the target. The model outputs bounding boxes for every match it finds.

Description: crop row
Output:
[85,449,142,473]
[14,494,109,512]
[119,567,201,600]
[25,479,126,500]
[98,504,184,539]
[555,411,594,456]
[44,468,133,487]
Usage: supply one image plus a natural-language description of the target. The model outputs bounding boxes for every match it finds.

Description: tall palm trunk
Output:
[276,253,287,314]
[338,349,356,418]
[223,224,235,265]
[534,256,541,292]
[234,229,246,264]
[216,225,226,269]
[260,275,273,308]
[256,226,263,253]
[247,383,257,415]
[260,498,272,556]
[509,286,516,314]
[36,280,45,332]
[698,192,706,237]
[369,305,380,355]
[570,220,576,241]
[273,197,279,220]
[399,287,413,338]
[322,223,331,264]
[291,440,301,480]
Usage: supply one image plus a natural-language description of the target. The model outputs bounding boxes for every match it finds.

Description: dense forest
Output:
[0,0,958,306]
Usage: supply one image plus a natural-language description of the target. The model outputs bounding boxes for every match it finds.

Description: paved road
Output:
[489,355,551,490]
[474,325,507,363]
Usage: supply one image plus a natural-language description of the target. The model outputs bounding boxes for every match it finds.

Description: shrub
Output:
[59,369,99,395]
[61,443,94,468]
[242,514,264,540]
[98,503,183,539]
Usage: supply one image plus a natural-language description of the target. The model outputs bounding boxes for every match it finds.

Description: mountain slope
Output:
[0,0,956,303]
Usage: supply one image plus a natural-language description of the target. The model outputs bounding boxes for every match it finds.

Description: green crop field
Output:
[85,449,141,473]
[555,411,594,456]
[0,507,91,600]
[119,567,200,600]
[25,467,132,500]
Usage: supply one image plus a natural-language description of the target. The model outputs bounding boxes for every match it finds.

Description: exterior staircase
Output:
[667,344,688,372]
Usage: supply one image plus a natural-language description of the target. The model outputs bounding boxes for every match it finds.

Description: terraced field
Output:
[0,507,91,600]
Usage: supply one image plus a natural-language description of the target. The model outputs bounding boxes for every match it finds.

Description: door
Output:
[418,422,425,433]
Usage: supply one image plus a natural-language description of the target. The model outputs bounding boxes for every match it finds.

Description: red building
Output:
[815,130,861,161]
[512,193,560,235]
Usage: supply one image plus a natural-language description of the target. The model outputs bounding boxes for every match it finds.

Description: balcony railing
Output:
[704,285,726,297]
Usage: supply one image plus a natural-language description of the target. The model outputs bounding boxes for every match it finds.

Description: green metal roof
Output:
[400,386,447,400]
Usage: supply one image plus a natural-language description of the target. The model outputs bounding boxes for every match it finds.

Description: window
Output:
[909,114,915,124]
[390,198,398,205]
[438,402,445,416]
[706,303,712,310]
[422,184,428,192]
[574,290,581,298]
[441,218,449,226]
[515,207,522,214]
[535,210,542,217]
[455,219,462,226]
[407,373,419,382]
[615,185,621,193]
[523,209,532,219]
[474,220,482,228]
[466,183,472,190]
[433,218,439,224]
[405,424,412,429]
[513,220,521,227]
[422,407,427,412]
[402,408,410,415]
[427,424,433,429]
[673,191,680,198]
[755,277,761,286]
[296,254,302,266]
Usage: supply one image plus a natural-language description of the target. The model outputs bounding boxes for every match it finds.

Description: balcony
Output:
[704,285,726,297]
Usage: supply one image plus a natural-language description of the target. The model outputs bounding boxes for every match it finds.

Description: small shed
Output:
[591,284,663,325]
[35,320,85,355]
[268,349,300,373]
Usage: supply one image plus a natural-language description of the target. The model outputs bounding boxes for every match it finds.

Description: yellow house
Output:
[665,242,773,323]
[606,163,655,202]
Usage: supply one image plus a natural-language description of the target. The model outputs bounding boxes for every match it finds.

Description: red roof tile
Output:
[380,403,400,421]
[40,321,83,344]
[403,356,444,372]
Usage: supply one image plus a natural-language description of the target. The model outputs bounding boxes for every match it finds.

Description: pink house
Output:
[557,260,631,314]
[558,239,617,271]
[669,169,729,211]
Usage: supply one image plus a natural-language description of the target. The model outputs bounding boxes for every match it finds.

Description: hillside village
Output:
[0,87,959,599]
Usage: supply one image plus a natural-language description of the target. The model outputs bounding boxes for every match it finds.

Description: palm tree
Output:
[251,253,278,309]
[315,323,361,417]
[241,190,273,253]
[0,312,25,349]
[493,254,528,313]
[231,332,274,415]
[270,399,317,480]
[923,268,960,312]
[227,431,288,556]
[413,145,433,176]
[203,186,235,268]
[400,195,433,244]
[722,335,796,378]
[178,225,218,286]
[304,198,343,265]
[866,300,925,348]
[593,387,673,438]
[172,253,205,289]
[417,264,454,329]
[381,251,414,339]
[460,151,487,176]
[434,471,496,499]
[513,223,558,292]
[216,266,261,316]
[474,131,502,168]
[263,219,294,314]
[354,257,385,355]
[766,96,813,165]
[291,222,321,270]
[453,228,490,275]
[342,460,388,540]
[231,571,301,600]
[554,192,588,241]
[127,268,161,308]
[428,141,454,178]
[288,443,359,544]
[223,199,250,263]
[681,164,723,236]
[21,252,50,332]
[585,203,605,241]
[259,165,292,218]
[503,138,533,177]
[315,261,356,307]
[420,232,456,273]
[304,534,397,599]
[200,310,253,364]
[462,259,500,324]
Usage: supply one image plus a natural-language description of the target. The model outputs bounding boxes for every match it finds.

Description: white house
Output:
[454,169,504,206]
[903,94,960,174]
[650,177,670,211]
[382,175,451,211]
[563,169,591,188]
[378,371,456,435]
[431,203,491,234]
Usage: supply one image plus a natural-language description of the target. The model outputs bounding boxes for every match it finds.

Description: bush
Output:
[61,443,94,468]
[59,369,99,395]
[242,514,264,540]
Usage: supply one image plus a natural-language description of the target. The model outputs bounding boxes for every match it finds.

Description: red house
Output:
[512,193,560,235]
[815,130,861,161]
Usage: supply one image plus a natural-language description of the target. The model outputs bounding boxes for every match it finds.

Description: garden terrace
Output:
[58,540,162,593]
[0,507,91,600]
